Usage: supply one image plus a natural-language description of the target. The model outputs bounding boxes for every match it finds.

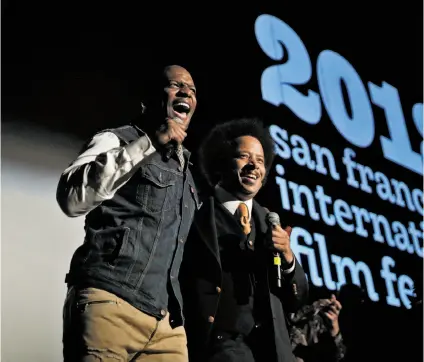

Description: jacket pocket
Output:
[137,165,177,213]
[91,226,130,267]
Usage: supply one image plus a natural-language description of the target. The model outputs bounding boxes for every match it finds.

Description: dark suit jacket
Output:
[180,195,309,362]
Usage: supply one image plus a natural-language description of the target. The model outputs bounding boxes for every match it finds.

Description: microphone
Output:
[164,141,178,161]
[265,210,282,288]
[163,117,183,161]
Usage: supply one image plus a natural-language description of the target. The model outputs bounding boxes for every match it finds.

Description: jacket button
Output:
[216,286,221,294]
[160,309,166,316]
[208,316,215,323]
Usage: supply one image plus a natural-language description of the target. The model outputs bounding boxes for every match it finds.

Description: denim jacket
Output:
[65,125,200,323]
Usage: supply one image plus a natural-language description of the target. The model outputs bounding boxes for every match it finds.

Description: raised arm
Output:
[56,131,155,217]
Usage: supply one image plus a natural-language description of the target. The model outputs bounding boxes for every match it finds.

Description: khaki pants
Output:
[63,287,188,362]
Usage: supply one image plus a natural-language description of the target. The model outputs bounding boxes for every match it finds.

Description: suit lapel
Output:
[252,199,268,235]
[194,197,270,266]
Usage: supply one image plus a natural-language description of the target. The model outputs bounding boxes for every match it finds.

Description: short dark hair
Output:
[136,64,195,133]
[139,64,180,113]
[199,117,276,187]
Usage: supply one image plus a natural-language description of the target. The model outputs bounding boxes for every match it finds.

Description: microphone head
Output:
[266,212,281,227]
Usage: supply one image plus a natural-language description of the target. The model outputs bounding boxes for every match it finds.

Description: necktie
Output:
[238,202,251,235]
[175,144,185,169]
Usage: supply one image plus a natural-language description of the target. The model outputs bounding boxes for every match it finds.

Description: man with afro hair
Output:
[180,117,308,362]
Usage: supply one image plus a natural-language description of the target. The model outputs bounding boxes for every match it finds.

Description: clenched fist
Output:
[156,118,187,146]
[270,225,294,266]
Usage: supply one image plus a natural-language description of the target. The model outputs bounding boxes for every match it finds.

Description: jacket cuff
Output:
[281,258,296,274]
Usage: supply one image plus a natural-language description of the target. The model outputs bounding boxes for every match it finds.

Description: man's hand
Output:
[156,118,187,146]
[322,294,342,337]
[270,225,294,266]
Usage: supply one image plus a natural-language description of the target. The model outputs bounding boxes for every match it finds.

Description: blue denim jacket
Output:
[65,125,200,323]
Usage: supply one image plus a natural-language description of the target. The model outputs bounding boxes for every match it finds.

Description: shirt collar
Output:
[215,185,253,220]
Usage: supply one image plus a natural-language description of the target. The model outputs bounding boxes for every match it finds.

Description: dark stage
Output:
[2,2,423,361]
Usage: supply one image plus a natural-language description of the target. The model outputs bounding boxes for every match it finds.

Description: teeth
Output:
[175,102,190,110]
[243,174,257,180]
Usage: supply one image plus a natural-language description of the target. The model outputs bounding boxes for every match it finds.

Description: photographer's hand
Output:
[323,294,342,337]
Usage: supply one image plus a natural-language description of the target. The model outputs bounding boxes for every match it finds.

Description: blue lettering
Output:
[317,50,375,147]
[254,14,321,124]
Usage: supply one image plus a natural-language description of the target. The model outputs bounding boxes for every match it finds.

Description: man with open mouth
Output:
[57,64,200,361]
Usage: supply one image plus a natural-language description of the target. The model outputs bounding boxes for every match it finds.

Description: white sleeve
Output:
[282,259,296,274]
[56,131,156,217]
